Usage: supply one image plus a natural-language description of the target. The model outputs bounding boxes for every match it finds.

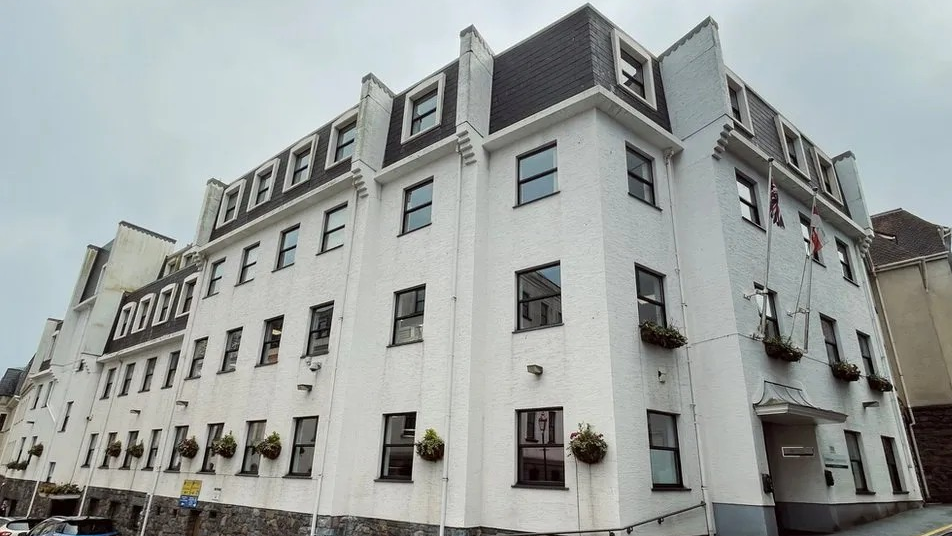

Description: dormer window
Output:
[326,108,359,169]
[336,122,356,161]
[249,159,278,210]
[153,284,176,325]
[813,148,843,203]
[400,73,445,143]
[284,134,318,191]
[175,274,199,318]
[218,182,244,226]
[132,294,155,333]
[776,116,809,178]
[611,29,657,109]
[725,71,753,134]
[115,303,136,339]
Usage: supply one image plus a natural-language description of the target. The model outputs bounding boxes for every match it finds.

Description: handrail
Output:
[509,502,706,536]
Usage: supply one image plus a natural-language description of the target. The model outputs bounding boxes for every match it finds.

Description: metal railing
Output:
[507,502,706,536]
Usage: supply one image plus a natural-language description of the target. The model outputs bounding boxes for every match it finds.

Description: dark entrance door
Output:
[48,498,78,517]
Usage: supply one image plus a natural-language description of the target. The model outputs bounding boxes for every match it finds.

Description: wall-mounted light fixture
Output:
[130,409,141,415]
[862,401,880,409]
[526,364,543,375]
[175,400,189,408]
[297,384,313,392]
[26,421,35,425]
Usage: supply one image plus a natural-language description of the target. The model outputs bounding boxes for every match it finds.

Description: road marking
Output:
[918,522,952,536]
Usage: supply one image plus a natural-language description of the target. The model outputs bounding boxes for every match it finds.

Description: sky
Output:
[1,1,950,371]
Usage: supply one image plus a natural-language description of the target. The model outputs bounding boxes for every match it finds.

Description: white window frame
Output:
[325,107,359,170]
[175,274,200,319]
[152,284,177,326]
[247,159,279,211]
[725,70,754,135]
[283,134,319,193]
[400,73,446,144]
[776,116,809,178]
[115,303,137,339]
[812,147,843,202]
[132,294,155,333]
[611,28,657,110]
[217,181,245,227]
[95,264,108,294]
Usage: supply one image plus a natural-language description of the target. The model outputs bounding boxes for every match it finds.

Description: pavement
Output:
[830,504,952,536]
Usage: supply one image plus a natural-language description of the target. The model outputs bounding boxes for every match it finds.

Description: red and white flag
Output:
[810,206,826,254]
[769,180,785,228]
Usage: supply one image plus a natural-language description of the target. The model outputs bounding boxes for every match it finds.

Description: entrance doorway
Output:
[762,422,827,535]
[186,510,202,536]
[48,498,78,517]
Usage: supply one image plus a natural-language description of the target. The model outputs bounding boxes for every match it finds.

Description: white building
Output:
[0,6,920,536]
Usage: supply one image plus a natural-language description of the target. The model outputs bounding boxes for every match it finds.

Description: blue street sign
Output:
[178,495,198,509]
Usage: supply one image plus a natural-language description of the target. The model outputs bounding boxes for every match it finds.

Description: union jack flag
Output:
[769,180,785,228]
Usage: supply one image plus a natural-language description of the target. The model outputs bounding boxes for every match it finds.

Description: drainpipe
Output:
[437,143,465,536]
[308,181,361,536]
[865,255,930,499]
[663,149,715,536]
[26,393,60,516]
[78,357,123,515]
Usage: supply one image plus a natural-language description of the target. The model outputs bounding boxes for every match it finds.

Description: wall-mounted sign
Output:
[178,479,202,509]
[822,453,849,469]
[781,446,815,457]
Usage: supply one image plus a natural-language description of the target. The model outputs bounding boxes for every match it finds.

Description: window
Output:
[82,434,98,467]
[813,148,843,202]
[43,382,53,407]
[27,436,36,463]
[844,431,869,492]
[133,295,153,332]
[777,117,808,175]
[725,72,753,132]
[59,401,72,432]
[154,285,175,324]
[118,363,135,396]
[307,304,334,356]
[800,215,822,263]
[201,423,224,473]
[517,144,557,205]
[626,146,655,205]
[334,121,356,162]
[101,432,116,468]
[401,73,445,142]
[32,384,42,409]
[260,317,283,365]
[238,243,259,284]
[785,134,800,168]
[516,408,564,486]
[286,136,316,189]
[402,180,433,234]
[168,426,188,471]
[116,303,136,338]
[219,185,242,224]
[321,205,347,252]
[188,339,207,379]
[820,315,840,364]
[729,85,742,121]
[736,172,761,226]
[144,429,161,470]
[101,368,116,399]
[410,89,438,135]
[836,240,855,281]
[163,351,179,388]
[289,416,318,476]
[249,160,277,209]
[45,462,55,483]
[131,504,143,530]
[122,431,139,469]
[392,286,425,345]
[221,328,243,373]
[647,411,683,488]
[240,420,266,475]
[137,357,156,392]
[276,225,299,269]
[0,413,7,431]
[636,266,667,327]
[857,332,875,376]
[380,413,416,480]
[87,498,100,516]
[207,259,225,296]
[882,436,904,492]
[516,263,562,330]
[177,276,197,317]
[612,29,656,108]
[754,284,780,339]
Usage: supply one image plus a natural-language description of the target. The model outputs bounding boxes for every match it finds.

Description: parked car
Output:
[0,517,45,536]
[25,517,118,536]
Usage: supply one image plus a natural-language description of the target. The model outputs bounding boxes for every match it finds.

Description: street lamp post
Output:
[538,412,548,481]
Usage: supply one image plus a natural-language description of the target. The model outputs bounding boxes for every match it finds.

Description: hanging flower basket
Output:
[831,362,861,382]
[28,443,44,457]
[568,423,608,464]
[38,482,81,499]
[763,337,803,362]
[5,460,27,471]
[639,322,687,349]
[867,375,894,392]
[106,440,123,458]
[415,429,445,462]
[254,432,282,460]
[177,436,199,459]
[126,441,144,459]
[212,432,238,459]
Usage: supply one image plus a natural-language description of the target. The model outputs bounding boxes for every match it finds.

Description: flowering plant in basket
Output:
[639,322,687,349]
[568,423,607,464]
[28,443,44,457]
[106,440,123,458]
[254,432,282,460]
[212,432,238,458]
[39,482,81,497]
[763,336,803,362]
[177,436,199,459]
[415,428,445,462]
[126,441,144,459]
[831,361,861,382]
[867,374,894,392]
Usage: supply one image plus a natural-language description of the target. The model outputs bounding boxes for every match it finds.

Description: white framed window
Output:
[95,264,108,294]
[217,182,244,226]
[325,107,358,170]
[247,159,279,210]
[175,274,199,318]
[283,134,318,192]
[725,70,753,135]
[400,73,446,144]
[132,294,155,333]
[812,147,843,202]
[115,303,137,339]
[776,116,809,177]
[611,28,656,110]
[153,284,177,325]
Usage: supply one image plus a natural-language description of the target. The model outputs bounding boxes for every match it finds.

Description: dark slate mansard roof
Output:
[870,209,950,267]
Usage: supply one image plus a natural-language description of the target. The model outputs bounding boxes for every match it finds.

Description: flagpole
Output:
[757,158,775,338]
[802,186,820,351]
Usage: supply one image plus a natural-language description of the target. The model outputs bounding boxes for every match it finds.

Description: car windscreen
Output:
[7,521,32,530]
[60,520,117,535]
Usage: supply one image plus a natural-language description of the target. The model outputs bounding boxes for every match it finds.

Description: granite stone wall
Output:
[912,404,952,502]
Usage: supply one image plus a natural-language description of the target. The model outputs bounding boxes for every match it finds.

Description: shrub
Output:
[639,322,687,349]
[763,337,803,362]
[831,361,861,382]
[867,374,894,392]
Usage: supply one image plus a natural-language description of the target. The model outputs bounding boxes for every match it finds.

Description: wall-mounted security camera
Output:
[307,359,322,372]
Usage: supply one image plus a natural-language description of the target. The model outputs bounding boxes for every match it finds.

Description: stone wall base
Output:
[912,404,952,502]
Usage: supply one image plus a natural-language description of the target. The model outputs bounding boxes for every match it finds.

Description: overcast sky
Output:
[1,1,949,371]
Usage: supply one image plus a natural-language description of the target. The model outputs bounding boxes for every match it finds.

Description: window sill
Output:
[255,361,278,368]
[235,278,254,287]
[138,389,151,394]
[513,323,564,334]
[786,162,811,182]
[511,484,569,491]
[387,340,424,348]
[117,393,129,398]
[742,217,766,233]
[652,486,691,492]
[398,223,432,237]
[184,375,200,381]
[283,179,310,194]
[284,474,312,480]
[732,119,755,138]
[118,467,130,471]
[235,472,258,477]
[142,467,155,471]
[164,469,181,473]
[304,350,329,358]
[843,277,860,288]
[375,478,413,483]
[272,263,295,273]
[514,190,560,209]
[80,464,90,469]
[811,258,826,268]
[217,369,236,375]
[204,292,219,299]
[161,385,173,390]
[892,490,910,495]
[325,156,352,172]
[617,81,657,111]
[402,122,440,144]
[855,490,876,496]
[316,244,344,257]
[627,193,662,212]
[197,470,216,475]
